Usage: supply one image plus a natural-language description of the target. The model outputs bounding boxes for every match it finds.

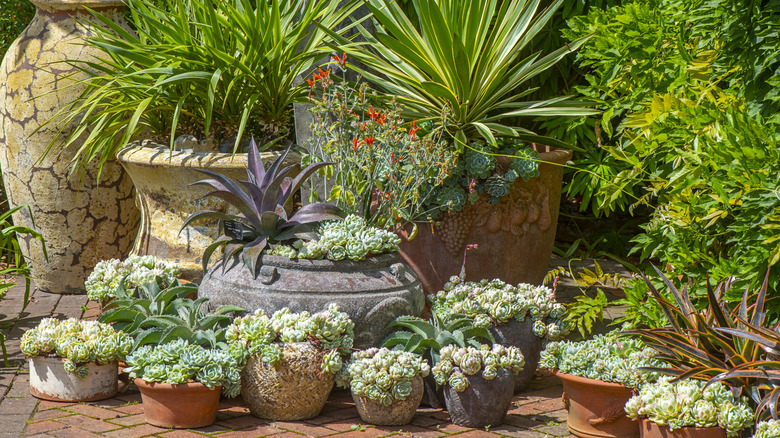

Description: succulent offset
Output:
[430,277,570,341]
[20,318,132,378]
[753,420,780,438]
[539,331,663,388]
[125,339,242,397]
[269,215,401,261]
[181,137,345,278]
[624,377,754,436]
[432,344,524,392]
[85,256,182,302]
[226,304,354,373]
[346,348,430,405]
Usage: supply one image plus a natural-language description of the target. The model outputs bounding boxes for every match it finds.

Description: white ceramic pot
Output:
[29,356,118,402]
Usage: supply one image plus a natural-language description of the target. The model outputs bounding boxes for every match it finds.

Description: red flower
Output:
[408,120,420,139]
[332,53,347,67]
[352,137,360,152]
[364,136,375,146]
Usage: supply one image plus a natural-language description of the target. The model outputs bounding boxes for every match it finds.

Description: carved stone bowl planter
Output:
[400,147,571,294]
[353,375,424,426]
[198,253,424,348]
[490,318,542,392]
[443,369,515,428]
[29,357,118,402]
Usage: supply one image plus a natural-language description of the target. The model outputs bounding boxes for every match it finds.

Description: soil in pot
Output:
[134,379,221,428]
[639,419,726,438]
[29,357,118,402]
[443,369,515,428]
[490,319,541,393]
[353,375,424,426]
[240,342,334,421]
[554,371,638,438]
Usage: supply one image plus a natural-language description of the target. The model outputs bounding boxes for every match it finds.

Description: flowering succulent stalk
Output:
[624,377,754,436]
[539,331,663,388]
[345,348,430,405]
[226,304,355,373]
[270,215,402,261]
[430,276,570,341]
[431,344,524,393]
[20,318,132,378]
[125,339,242,398]
[85,256,182,302]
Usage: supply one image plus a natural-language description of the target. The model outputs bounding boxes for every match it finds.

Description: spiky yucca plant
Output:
[181,138,344,277]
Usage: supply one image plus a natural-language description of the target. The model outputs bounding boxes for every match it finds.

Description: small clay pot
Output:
[639,419,726,438]
[554,371,638,438]
[29,357,118,402]
[134,379,222,428]
[489,319,542,392]
[240,342,334,420]
[443,369,515,428]
[353,375,424,426]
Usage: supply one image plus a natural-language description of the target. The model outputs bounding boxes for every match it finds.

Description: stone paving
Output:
[0,282,578,438]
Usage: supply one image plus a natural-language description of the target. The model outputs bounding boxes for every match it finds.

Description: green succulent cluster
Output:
[434,185,467,213]
[226,304,354,373]
[20,318,132,378]
[509,148,540,182]
[484,176,511,199]
[625,377,754,436]
[347,348,430,405]
[125,339,241,397]
[753,420,780,438]
[85,256,182,302]
[432,344,524,393]
[539,331,664,388]
[269,215,401,261]
[430,277,570,341]
[462,146,497,180]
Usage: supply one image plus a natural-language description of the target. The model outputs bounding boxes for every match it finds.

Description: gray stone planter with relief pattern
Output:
[198,253,424,348]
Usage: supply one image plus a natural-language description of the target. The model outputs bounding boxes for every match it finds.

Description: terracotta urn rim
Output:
[638,418,726,433]
[133,378,220,392]
[552,370,634,391]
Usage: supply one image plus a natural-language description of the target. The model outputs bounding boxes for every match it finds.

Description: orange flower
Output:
[352,137,360,152]
[408,120,420,139]
[364,136,375,146]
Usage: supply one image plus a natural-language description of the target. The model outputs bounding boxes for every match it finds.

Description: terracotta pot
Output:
[399,147,571,295]
[443,368,515,428]
[490,319,541,392]
[353,375,424,426]
[554,371,638,438]
[240,342,334,421]
[0,0,140,294]
[198,253,424,348]
[639,419,726,438]
[29,357,118,402]
[134,379,221,428]
[116,144,298,282]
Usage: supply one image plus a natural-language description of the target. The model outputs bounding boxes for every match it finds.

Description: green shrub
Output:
[0,0,34,61]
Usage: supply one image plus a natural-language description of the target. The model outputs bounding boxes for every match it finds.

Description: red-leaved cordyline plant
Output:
[181,137,345,278]
[305,62,456,231]
[627,265,780,420]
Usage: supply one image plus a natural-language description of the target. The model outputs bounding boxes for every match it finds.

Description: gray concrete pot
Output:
[352,375,424,426]
[489,319,542,392]
[443,369,515,428]
[29,357,118,402]
[198,253,425,348]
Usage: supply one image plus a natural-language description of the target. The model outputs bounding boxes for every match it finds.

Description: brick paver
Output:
[0,283,576,438]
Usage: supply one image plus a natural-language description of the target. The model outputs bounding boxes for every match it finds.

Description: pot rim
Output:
[116,142,301,168]
[133,378,221,392]
[29,356,118,366]
[638,417,726,432]
[32,0,124,9]
[551,370,634,390]
[211,252,403,273]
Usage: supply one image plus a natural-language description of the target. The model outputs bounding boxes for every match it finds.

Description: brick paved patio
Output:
[0,279,582,438]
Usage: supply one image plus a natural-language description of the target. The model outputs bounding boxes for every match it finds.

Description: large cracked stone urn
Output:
[400,147,572,294]
[0,0,139,294]
[198,253,425,348]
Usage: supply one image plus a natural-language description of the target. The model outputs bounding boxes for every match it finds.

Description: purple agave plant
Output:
[181,137,345,278]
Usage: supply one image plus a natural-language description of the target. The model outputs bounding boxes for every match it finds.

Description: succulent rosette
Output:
[753,420,780,438]
[85,255,182,302]
[20,318,132,378]
[226,304,354,373]
[625,377,753,436]
[345,348,430,405]
[125,339,242,398]
[539,331,663,388]
[430,276,570,341]
[271,215,401,262]
[431,344,524,393]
